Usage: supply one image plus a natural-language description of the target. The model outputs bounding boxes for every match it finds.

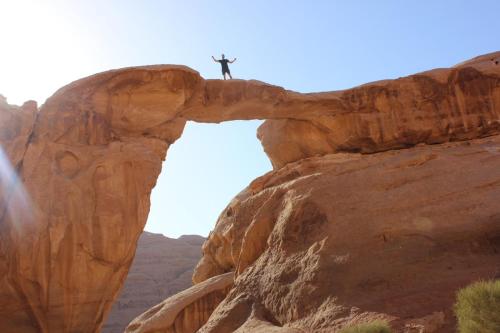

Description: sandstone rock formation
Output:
[0,96,37,229]
[126,272,233,333]
[193,135,500,332]
[0,51,499,332]
[0,96,38,332]
[102,232,204,333]
[0,95,37,168]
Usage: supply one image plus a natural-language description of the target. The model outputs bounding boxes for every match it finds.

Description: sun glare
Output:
[0,146,33,230]
[0,1,98,105]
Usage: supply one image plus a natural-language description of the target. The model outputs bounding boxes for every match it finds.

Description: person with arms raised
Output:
[212,54,236,80]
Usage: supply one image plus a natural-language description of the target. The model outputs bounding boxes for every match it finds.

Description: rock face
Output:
[0,95,37,168]
[193,135,500,332]
[0,95,37,229]
[0,52,499,332]
[0,96,38,332]
[102,232,204,333]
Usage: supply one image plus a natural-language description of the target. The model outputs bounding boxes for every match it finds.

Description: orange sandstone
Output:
[0,52,499,332]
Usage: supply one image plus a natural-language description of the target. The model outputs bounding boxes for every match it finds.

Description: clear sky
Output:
[1,0,499,237]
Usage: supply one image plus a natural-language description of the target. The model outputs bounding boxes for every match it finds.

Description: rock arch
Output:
[0,52,500,332]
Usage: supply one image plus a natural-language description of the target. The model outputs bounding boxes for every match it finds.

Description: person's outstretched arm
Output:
[212,56,219,62]
[229,58,237,63]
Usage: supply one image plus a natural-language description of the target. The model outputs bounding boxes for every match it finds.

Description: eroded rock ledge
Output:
[0,52,499,332]
[125,272,234,333]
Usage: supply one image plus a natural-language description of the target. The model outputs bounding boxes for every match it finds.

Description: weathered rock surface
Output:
[0,95,37,224]
[0,52,499,332]
[0,96,38,332]
[193,135,500,332]
[126,272,234,333]
[102,232,204,333]
[0,95,37,168]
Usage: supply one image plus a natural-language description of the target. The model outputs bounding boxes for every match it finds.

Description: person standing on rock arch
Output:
[212,54,236,80]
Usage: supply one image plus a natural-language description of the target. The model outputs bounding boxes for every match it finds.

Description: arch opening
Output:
[146,120,272,238]
[102,120,271,332]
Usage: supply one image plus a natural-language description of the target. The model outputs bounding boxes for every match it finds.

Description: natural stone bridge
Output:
[0,52,499,332]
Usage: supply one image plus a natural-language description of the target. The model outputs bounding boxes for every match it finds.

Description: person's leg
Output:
[228,72,233,79]
[223,72,227,80]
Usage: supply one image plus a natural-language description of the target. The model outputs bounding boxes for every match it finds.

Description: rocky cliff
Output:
[0,52,500,332]
[102,232,204,333]
[192,135,500,332]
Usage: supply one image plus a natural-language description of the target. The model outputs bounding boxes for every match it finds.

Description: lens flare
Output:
[0,146,34,230]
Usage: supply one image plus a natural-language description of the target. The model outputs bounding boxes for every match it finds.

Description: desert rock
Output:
[0,95,37,167]
[194,135,500,332]
[0,52,499,332]
[126,272,234,333]
[102,232,204,333]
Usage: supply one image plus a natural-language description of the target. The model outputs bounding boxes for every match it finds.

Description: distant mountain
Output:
[102,232,205,333]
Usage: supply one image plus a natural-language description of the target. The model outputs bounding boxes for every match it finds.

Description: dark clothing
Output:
[218,59,231,73]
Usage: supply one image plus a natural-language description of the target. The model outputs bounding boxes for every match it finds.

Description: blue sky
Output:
[1,1,499,237]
